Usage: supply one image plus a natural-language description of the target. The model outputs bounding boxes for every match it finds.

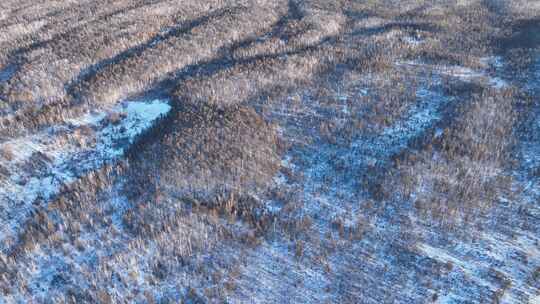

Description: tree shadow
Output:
[65,6,245,100]
[499,17,540,51]
[351,22,439,37]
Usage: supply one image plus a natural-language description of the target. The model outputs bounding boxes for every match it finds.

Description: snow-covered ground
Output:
[2,52,538,303]
[0,64,15,83]
[224,59,465,303]
[224,56,540,303]
[0,99,170,250]
[411,54,540,303]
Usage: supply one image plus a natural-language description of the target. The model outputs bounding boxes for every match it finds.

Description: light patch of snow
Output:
[0,10,8,21]
[438,65,480,79]
[110,191,131,229]
[397,60,508,89]
[403,35,424,47]
[480,56,505,69]
[534,56,540,75]
[419,243,468,270]
[336,93,350,115]
[121,101,172,138]
[66,109,107,126]
[1,136,44,163]
[336,94,348,101]
[514,234,540,258]
[385,91,442,137]
[0,19,47,43]
[488,77,509,89]
[281,155,295,169]
[334,87,369,115]
[236,75,457,302]
[436,293,461,304]
[348,81,449,169]
[414,62,483,79]
[273,173,288,187]
[0,99,170,249]
[233,239,334,303]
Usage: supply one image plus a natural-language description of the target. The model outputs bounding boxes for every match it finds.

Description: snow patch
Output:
[0,99,171,249]
[397,60,508,89]
[403,35,424,46]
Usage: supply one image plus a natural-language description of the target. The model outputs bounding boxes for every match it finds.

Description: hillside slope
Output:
[0,1,539,303]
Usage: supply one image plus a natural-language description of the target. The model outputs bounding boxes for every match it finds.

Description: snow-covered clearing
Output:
[227,60,462,303]
[225,55,540,303]
[412,53,540,303]
[397,59,508,89]
[0,99,170,250]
